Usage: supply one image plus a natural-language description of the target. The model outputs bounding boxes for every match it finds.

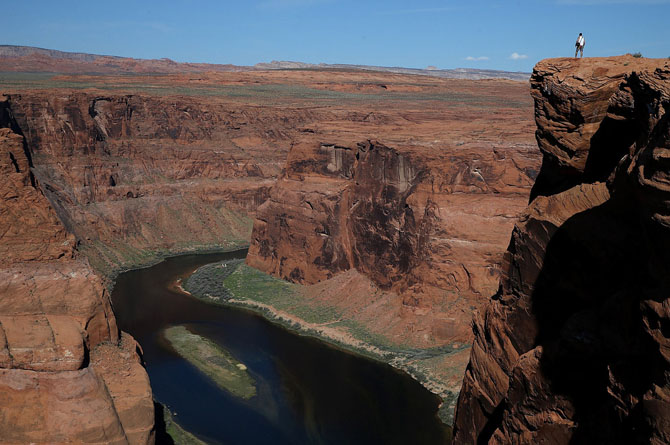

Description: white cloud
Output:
[509,52,528,60]
[465,56,489,61]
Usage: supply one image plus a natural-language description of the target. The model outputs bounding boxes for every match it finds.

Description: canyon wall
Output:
[6,92,310,273]
[248,135,537,343]
[0,85,307,442]
[245,74,540,409]
[453,56,670,444]
[0,98,154,443]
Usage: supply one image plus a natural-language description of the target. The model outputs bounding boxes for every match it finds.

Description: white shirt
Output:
[577,35,585,47]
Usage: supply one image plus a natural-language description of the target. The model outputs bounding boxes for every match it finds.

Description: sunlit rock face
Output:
[453,56,670,445]
[247,111,540,348]
[0,96,155,444]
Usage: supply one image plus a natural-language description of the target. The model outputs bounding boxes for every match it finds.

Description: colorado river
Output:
[112,250,451,444]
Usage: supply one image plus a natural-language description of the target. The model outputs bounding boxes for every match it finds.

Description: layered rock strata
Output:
[4,92,304,273]
[453,56,670,444]
[1,82,306,441]
[0,105,154,443]
[247,84,539,354]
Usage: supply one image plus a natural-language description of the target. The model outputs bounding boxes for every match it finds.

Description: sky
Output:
[4,0,670,72]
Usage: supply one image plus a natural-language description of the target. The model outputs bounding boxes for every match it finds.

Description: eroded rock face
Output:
[0,124,75,263]
[5,92,305,273]
[248,92,539,347]
[453,56,670,444]
[0,101,154,443]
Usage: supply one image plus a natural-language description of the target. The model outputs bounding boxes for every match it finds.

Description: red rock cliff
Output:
[0,84,315,442]
[247,83,539,347]
[5,92,311,273]
[453,56,670,444]
[0,96,154,443]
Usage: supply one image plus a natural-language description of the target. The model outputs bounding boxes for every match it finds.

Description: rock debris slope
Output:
[453,56,670,444]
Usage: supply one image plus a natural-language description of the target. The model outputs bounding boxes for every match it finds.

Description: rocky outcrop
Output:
[0,97,155,443]
[0,122,75,263]
[4,92,307,273]
[247,85,540,347]
[453,56,670,444]
[0,334,153,444]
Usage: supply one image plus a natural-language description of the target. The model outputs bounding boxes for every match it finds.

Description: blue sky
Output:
[5,0,670,72]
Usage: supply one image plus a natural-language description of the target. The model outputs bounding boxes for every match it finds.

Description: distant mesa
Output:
[254,60,316,69]
[254,59,530,80]
[0,45,530,80]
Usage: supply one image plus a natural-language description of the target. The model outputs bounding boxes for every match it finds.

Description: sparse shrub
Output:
[632,52,642,58]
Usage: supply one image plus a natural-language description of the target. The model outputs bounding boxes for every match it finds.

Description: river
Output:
[111,250,451,444]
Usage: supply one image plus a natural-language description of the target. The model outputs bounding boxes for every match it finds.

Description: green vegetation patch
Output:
[223,263,345,325]
[184,259,245,299]
[162,408,207,445]
[183,261,468,425]
[222,263,298,302]
[163,325,256,399]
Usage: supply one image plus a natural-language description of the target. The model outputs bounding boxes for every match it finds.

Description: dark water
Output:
[112,251,451,444]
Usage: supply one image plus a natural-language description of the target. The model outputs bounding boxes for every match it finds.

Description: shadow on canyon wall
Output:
[477,193,670,444]
[153,403,176,445]
[530,196,664,444]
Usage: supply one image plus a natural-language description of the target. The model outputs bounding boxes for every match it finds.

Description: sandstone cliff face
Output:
[5,92,309,273]
[1,85,305,442]
[0,97,154,443]
[247,85,539,347]
[453,56,670,444]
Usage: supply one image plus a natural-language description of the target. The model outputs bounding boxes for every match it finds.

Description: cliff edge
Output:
[0,97,154,443]
[453,56,670,444]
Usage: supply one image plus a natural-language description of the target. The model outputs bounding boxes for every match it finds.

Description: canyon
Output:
[0,49,542,442]
[6,47,669,444]
[453,56,670,444]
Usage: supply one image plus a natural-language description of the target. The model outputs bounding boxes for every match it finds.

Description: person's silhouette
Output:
[575,32,585,58]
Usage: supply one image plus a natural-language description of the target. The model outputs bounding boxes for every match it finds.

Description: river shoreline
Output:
[218,297,458,425]
[112,251,452,443]
[95,243,250,291]
[181,258,462,426]
[100,246,452,404]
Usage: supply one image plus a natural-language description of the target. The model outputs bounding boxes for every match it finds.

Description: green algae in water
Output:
[163,325,256,399]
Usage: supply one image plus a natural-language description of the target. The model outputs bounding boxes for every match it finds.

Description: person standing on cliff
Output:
[575,33,585,58]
